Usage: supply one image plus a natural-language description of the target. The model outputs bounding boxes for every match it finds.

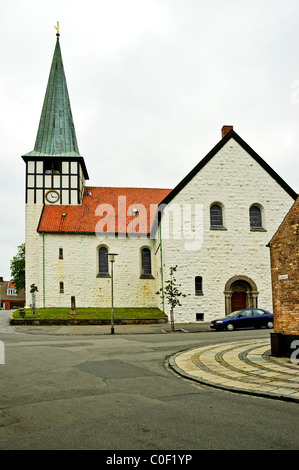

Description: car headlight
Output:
[215,321,223,324]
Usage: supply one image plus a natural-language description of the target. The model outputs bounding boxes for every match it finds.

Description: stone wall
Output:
[25,226,160,309]
[157,138,295,323]
[24,137,295,322]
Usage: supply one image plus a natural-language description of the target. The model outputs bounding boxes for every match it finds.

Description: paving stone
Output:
[170,339,299,402]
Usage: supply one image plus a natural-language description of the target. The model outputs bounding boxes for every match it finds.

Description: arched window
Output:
[141,248,152,276]
[210,204,223,227]
[195,276,203,295]
[249,205,262,229]
[99,246,109,274]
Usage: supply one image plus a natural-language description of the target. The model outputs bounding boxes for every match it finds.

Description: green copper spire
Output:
[24,35,81,157]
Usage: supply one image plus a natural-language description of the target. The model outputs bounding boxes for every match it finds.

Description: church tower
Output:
[22,28,89,307]
[22,29,88,206]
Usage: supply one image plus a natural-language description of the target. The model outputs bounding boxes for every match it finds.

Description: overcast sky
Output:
[0,0,298,281]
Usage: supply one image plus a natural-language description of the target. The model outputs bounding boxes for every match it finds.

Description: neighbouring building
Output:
[0,277,25,310]
[22,31,297,323]
[269,196,299,357]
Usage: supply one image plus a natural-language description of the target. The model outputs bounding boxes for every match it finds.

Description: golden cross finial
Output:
[54,21,60,37]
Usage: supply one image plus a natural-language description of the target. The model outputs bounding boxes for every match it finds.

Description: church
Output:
[22,32,297,323]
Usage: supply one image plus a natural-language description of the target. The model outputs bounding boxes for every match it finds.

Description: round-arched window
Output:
[249,205,262,228]
[141,248,151,275]
[210,204,223,226]
[99,246,109,274]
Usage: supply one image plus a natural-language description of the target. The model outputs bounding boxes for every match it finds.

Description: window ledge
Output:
[97,273,111,278]
[250,227,267,232]
[195,292,203,296]
[210,226,227,231]
[140,274,155,279]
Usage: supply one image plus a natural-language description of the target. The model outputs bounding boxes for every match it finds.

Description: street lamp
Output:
[106,253,118,334]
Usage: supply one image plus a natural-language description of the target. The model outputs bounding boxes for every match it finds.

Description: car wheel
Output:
[226,323,235,331]
[266,321,273,329]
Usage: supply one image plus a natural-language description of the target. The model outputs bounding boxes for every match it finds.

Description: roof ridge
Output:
[159,129,297,206]
[84,186,172,191]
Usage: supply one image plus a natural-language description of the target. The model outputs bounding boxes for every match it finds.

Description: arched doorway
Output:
[224,276,259,315]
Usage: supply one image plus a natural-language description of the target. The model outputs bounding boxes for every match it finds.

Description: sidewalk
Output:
[170,338,299,403]
[11,321,211,335]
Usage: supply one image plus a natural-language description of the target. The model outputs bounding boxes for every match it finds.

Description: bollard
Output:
[70,296,76,315]
[19,308,25,318]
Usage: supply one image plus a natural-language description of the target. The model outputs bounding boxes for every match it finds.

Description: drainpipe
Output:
[42,232,45,308]
[159,220,165,314]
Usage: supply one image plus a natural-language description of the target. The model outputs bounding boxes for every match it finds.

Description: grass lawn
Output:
[13,307,166,320]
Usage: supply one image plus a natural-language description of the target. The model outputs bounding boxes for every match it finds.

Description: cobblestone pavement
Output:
[170,338,299,403]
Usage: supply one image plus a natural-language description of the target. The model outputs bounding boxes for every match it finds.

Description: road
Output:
[0,310,298,451]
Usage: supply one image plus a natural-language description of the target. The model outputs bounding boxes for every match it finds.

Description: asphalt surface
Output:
[1,311,299,451]
[6,312,299,403]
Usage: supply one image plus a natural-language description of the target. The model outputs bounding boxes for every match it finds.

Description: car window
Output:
[253,309,266,316]
[227,310,242,317]
[238,310,252,317]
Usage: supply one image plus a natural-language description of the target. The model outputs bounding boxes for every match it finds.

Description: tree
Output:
[157,265,187,332]
[10,243,25,292]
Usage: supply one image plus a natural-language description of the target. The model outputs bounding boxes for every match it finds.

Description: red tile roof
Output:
[38,186,171,234]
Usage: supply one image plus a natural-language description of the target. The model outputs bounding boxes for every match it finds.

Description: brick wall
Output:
[270,197,299,335]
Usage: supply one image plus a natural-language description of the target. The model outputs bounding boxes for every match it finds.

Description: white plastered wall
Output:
[156,138,295,323]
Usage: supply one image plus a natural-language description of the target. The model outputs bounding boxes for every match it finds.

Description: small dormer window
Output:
[7,287,17,296]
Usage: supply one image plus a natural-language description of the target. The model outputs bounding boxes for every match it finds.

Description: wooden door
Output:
[231,292,246,312]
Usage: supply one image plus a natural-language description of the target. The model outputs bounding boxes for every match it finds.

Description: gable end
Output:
[160,129,297,207]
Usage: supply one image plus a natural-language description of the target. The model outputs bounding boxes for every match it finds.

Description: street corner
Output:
[168,339,299,403]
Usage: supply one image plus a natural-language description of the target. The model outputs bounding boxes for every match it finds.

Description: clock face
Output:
[46,190,59,203]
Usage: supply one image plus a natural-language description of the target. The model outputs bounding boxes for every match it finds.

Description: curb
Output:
[168,350,299,404]
[10,315,168,326]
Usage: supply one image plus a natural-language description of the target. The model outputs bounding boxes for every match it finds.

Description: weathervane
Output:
[54,21,60,37]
